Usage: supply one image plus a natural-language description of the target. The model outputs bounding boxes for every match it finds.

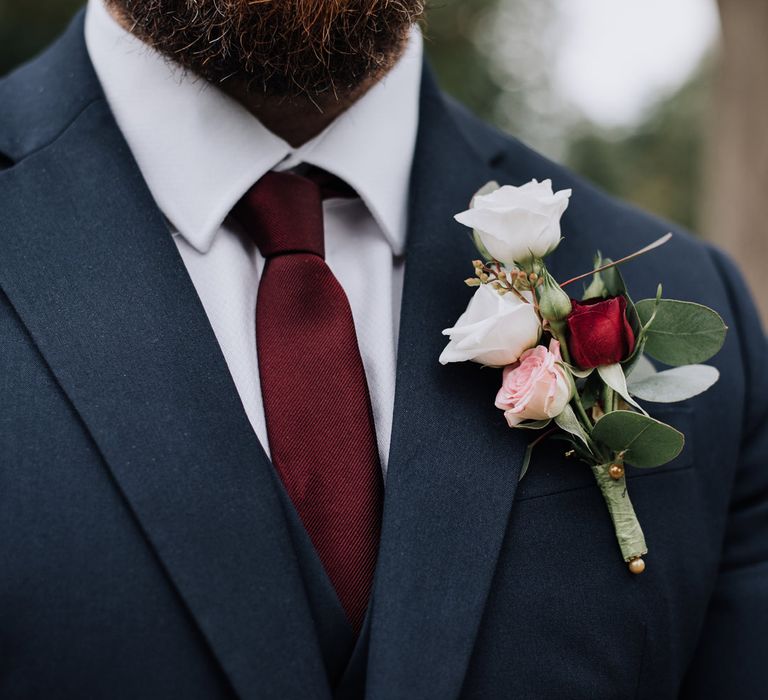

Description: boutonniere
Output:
[440,179,728,574]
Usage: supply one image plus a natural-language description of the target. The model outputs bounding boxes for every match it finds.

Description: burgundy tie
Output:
[234,170,383,633]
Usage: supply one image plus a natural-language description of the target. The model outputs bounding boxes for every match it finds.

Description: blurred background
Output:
[1,0,766,322]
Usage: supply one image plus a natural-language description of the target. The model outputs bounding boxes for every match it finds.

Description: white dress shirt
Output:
[84,0,423,474]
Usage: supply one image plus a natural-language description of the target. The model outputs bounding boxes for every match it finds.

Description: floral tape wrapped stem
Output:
[590,462,648,573]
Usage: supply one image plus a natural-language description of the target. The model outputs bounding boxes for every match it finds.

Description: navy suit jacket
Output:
[1,13,767,700]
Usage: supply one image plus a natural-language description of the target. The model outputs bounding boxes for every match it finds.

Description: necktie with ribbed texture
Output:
[234,170,383,633]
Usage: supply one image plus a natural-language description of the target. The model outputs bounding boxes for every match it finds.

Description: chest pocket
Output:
[465,407,701,699]
[514,406,695,502]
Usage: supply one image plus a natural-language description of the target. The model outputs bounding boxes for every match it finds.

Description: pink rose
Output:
[495,339,571,427]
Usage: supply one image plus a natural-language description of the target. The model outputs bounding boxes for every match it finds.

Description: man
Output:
[0,1,766,698]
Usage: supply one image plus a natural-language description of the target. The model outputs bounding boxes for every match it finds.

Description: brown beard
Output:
[106,0,425,102]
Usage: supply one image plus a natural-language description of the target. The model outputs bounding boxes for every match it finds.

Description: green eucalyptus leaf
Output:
[519,442,534,482]
[597,363,647,414]
[621,336,647,376]
[623,286,661,371]
[565,364,594,379]
[582,252,607,299]
[592,410,684,468]
[598,261,643,346]
[636,299,727,366]
[626,353,657,382]
[624,296,642,343]
[582,276,606,300]
[554,404,592,452]
[516,419,553,430]
[580,255,628,299]
[627,364,720,403]
[598,258,627,298]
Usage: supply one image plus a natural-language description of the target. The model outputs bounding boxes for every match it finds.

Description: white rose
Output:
[439,284,542,367]
[455,179,572,266]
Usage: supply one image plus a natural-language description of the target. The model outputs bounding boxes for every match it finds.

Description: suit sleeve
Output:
[680,248,768,699]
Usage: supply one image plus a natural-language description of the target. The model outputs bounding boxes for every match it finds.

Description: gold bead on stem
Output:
[609,464,625,480]
[628,558,646,575]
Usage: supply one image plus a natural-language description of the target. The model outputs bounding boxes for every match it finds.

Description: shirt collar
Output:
[84,0,422,256]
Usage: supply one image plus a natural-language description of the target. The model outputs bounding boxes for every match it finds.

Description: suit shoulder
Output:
[444,94,709,260]
[0,10,100,163]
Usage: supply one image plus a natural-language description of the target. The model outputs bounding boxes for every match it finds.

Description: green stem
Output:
[572,395,593,431]
[591,462,648,563]
[602,385,615,414]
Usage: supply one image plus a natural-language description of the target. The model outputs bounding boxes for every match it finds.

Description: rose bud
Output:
[537,268,573,323]
[566,296,636,369]
[495,339,572,427]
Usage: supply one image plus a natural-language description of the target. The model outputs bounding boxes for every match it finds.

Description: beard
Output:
[106,0,425,102]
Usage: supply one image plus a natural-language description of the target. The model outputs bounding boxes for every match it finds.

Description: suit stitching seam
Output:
[12,96,105,164]
[442,95,506,167]
[633,622,649,699]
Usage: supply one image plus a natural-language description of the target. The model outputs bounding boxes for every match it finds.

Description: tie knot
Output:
[234,170,325,259]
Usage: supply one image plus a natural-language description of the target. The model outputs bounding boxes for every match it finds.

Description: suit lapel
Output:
[0,46,330,698]
[366,72,530,699]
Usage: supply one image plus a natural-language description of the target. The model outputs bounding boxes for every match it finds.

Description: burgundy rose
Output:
[566,296,635,369]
